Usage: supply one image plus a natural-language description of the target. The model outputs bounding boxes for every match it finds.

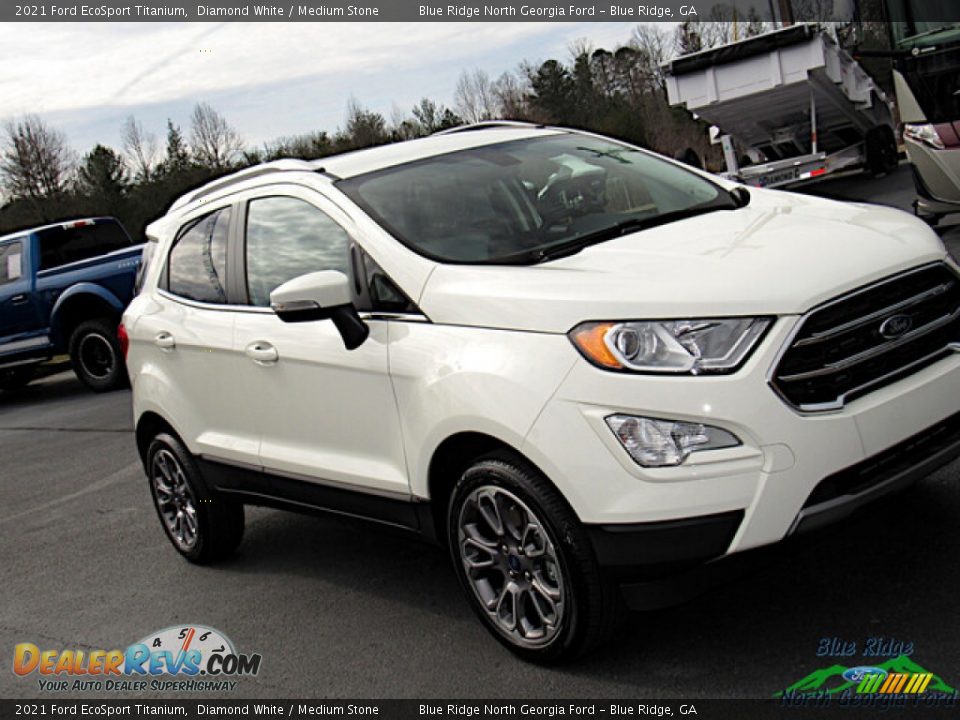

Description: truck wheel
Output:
[866,125,899,177]
[69,318,126,392]
[0,366,35,392]
[146,432,244,564]
[448,453,618,663]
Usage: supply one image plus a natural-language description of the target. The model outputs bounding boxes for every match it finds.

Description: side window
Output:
[245,196,350,307]
[362,252,416,313]
[166,207,231,304]
[38,221,131,270]
[0,241,24,285]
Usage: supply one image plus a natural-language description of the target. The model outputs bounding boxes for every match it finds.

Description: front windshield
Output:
[337,135,730,264]
[884,1,960,47]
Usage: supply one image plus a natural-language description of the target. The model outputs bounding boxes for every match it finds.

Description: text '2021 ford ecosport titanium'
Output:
[124,124,960,662]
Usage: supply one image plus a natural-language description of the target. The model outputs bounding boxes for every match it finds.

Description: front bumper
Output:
[521,312,960,561]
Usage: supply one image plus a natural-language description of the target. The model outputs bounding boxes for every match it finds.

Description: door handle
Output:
[154,332,176,351]
[10,294,28,305]
[245,341,278,365]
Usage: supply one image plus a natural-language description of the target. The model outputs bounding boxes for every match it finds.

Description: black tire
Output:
[0,365,36,392]
[866,125,899,177]
[146,432,244,564]
[447,452,618,663]
[69,318,127,392]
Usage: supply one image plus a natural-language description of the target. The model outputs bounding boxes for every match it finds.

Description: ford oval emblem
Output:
[879,314,913,340]
[842,666,887,683]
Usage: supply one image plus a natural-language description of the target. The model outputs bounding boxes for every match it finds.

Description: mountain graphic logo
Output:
[775,655,956,697]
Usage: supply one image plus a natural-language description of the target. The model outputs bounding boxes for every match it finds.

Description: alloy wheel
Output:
[152,448,199,551]
[457,485,566,648]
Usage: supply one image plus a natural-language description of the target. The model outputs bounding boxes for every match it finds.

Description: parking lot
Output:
[2,165,959,700]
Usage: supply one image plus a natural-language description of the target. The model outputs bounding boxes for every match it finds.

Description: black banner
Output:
[2,698,960,720]
[7,0,959,23]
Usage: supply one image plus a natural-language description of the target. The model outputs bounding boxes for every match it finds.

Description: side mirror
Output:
[270,270,369,350]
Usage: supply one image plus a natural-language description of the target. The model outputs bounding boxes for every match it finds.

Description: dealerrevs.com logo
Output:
[13,625,261,692]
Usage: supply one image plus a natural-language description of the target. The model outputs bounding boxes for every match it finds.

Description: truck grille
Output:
[772,264,960,411]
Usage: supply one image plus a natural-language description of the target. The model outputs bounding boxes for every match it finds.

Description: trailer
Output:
[663,24,899,188]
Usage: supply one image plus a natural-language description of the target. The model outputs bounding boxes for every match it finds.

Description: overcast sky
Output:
[0,22,650,156]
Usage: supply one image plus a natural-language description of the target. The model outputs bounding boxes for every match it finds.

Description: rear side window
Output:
[0,240,24,285]
[38,220,131,270]
[167,208,231,304]
[245,196,350,307]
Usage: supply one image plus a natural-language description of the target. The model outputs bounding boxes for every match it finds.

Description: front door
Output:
[232,191,409,497]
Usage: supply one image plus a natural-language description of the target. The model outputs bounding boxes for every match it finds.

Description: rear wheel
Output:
[448,453,618,663]
[0,365,35,392]
[146,432,244,564]
[69,318,126,392]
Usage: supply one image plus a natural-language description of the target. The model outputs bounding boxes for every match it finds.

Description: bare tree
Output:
[189,102,242,170]
[454,68,500,123]
[0,115,74,210]
[492,72,529,119]
[121,116,158,182]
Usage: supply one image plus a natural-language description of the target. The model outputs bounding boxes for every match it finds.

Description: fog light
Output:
[605,415,740,467]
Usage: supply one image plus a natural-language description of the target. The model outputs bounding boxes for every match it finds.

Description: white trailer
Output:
[663,24,898,188]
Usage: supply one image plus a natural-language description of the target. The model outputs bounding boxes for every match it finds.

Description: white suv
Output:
[124,124,960,661]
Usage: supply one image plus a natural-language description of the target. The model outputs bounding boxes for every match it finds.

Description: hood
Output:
[419,190,950,333]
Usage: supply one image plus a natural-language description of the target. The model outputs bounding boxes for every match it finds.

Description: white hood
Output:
[419,190,949,333]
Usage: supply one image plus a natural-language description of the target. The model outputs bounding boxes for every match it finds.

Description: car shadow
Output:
[0,366,92,409]
[210,460,959,677]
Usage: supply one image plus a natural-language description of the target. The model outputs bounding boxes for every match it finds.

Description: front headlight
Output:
[569,317,771,374]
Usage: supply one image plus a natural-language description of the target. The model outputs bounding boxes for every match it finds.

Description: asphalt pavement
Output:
[1,166,959,700]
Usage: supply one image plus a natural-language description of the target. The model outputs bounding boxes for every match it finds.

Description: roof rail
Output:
[432,120,546,136]
[169,159,318,212]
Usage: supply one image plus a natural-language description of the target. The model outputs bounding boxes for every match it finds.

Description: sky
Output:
[0,22,650,157]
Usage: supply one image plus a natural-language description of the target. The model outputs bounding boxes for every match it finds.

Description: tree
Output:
[340,98,388,149]
[76,144,128,215]
[161,120,191,175]
[491,72,529,120]
[411,98,462,134]
[121,116,158,182]
[189,102,242,171]
[0,115,74,212]
[527,60,575,123]
[674,22,705,55]
[454,68,500,123]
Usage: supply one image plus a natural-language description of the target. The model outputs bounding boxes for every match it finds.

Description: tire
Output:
[866,125,898,177]
[68,318,127,392]
[146,432,244,564]
[447,452,619,663]
[0,365,35,392]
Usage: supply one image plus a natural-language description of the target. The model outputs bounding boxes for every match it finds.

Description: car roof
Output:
[318,126,567,178]
[168,125,570,215]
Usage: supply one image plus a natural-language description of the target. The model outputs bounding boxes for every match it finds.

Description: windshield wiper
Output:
[487,203,737,265]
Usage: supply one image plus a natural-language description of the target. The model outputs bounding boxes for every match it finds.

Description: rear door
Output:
[136,205,260,467]
[0,237,43,348]
[232,188,410,498]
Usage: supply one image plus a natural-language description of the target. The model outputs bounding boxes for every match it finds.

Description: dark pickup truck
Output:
[0,217,142,392]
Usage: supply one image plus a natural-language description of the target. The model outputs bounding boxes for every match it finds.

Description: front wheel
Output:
[448,454,618,663]
[146,432,244,564]
[69,318,127,392]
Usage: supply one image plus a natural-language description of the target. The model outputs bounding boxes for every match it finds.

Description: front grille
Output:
[772,264,960,411]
